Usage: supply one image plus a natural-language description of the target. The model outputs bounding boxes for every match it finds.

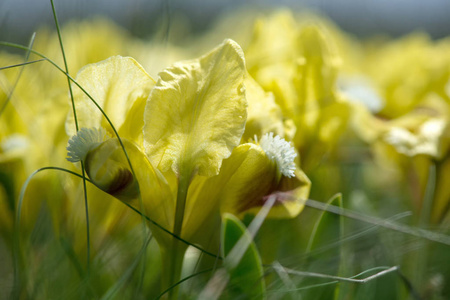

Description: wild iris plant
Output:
[3,6,450,300]
[66,40,310,297]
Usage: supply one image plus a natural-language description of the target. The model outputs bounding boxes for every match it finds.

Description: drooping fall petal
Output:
[216,142,310,219]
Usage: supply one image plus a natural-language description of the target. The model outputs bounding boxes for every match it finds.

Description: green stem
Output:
[161,170,191,299]
[174,171,190,237]
[411,162,436,289]
[161,240,187,300]
[419,162,436,226]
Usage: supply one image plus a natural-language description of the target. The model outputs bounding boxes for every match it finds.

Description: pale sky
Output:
[1,0,450,44]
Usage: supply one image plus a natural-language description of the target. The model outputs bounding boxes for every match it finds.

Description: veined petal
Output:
[185,138,310,233]
[180,143,273,248]
[66,56,155,138]
[244,168,311,219]
[217,142,310,219]
[143,39,247,177]
[219,143,279,215]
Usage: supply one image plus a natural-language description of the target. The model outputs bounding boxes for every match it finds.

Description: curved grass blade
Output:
[15,166,221,260]
[0,42,137,178]
[13,166,90,299]
[306,193,343,253]
[49,0,92,271]
[0,59,45,71]
[270,264,420,299]
[0,32,36,118]
[100,234,153,300]
[0,40,228,257]
[278,265,399,284]
[307,211,412,256]
[1,37,147,269]
[267,265,401,295]
[298,197,450,247]
[14,165,223,297]
[304,193,344,299]
[154,268,213,300]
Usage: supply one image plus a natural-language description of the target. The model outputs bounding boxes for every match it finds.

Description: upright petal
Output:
[242,75,295,142]
[144,39,247,177]
[66,56,155,139]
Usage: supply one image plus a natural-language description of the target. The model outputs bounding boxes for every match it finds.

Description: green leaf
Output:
[304,193,345,300]
[221,213,266,299]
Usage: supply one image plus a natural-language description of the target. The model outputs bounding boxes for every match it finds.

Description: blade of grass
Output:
[59,5,149,289]
[15,166,221,259]
[49,0,91,272]
[59,237,98,298]
[9,32,37,300]
[101,233,153,300]
[301,197,450,246]
[304,193,346,299]
[420,162,437,226]
[268,264,419,299]
[303,211,412,259]
[2,33,150,271]
[282,266,399,284]
[0,40,228,260]
[2,30,149,283]
[411,161,436,291]
[0,32,36,118]
[272,261,297,295]
[306,193,343,254]
[0,42,138,185]
[0,58,45,71]
[154,268,213,300]
[226,195,276,269]
[270,268,392,293]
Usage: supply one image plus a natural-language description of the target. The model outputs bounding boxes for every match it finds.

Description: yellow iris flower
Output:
[342,32,450,224]
[244,11,350,172]
[377,94,450,223]
[66,39,310,295]
[0,50,71,239]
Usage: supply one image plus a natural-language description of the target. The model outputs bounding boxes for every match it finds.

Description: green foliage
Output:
[301,194,344,299]
[221,213,266,299]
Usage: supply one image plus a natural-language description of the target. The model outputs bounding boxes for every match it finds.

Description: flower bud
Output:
[84,138,139,200]
[67,128,139,200]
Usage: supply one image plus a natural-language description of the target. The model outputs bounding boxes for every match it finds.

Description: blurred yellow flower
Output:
[244,11,351,172]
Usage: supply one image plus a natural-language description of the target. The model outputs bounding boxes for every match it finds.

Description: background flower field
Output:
[1,1,450,299]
